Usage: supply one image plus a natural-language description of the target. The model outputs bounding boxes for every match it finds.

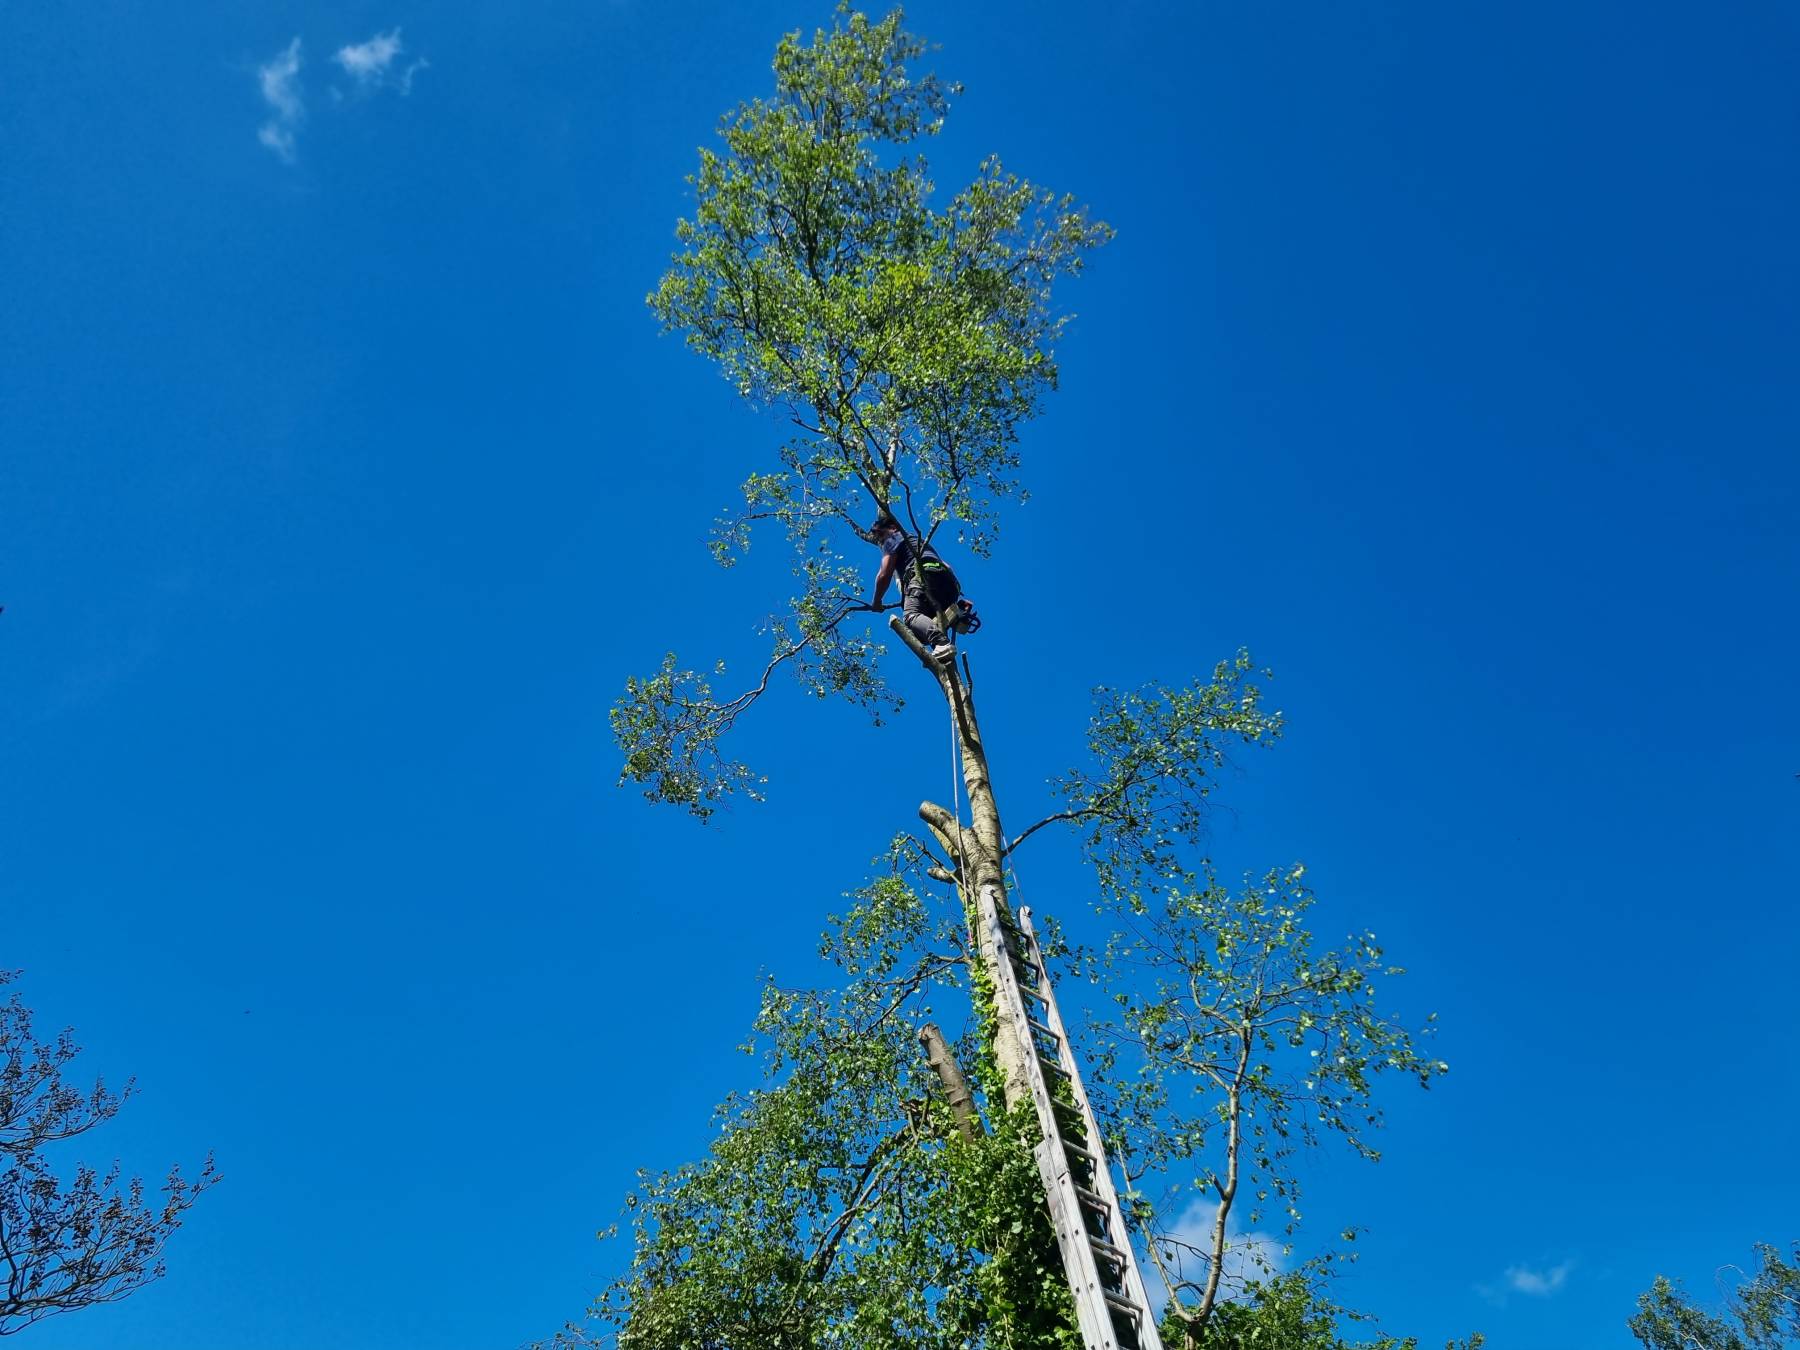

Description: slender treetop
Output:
[616,5,1111,816]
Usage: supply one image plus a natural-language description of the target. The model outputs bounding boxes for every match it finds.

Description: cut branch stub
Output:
[917,1023,981,1142]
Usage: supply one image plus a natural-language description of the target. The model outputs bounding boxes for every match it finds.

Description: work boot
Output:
[930,642,955,661]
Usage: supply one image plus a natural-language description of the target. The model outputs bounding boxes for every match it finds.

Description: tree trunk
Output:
[1192,1028,1255,1337]
[889,618,1034,1112]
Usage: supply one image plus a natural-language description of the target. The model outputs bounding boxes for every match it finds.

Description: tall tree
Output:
[613,0,1107,1133]
[0,972,215,1335]
[601,9,1445,1346]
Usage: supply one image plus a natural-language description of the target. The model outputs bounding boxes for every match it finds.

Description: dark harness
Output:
[894,535,960,611]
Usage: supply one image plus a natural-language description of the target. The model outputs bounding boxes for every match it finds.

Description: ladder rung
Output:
[1105,1292,1144,1321]
[1073,1189,1118,1246]
[1080,1245,1123,1281]
[1073,1183,1111,1212]
[1101,1296,1144,1324]
[1026,1016,1060,1042]
[1036,1052,1069,1078]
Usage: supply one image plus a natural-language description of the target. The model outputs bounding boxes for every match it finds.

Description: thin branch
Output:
[1003,808,1116,857]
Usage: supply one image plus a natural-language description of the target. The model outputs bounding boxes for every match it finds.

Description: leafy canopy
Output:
[575,852,1080,1350]
[1079,865,1446,1335]
[1629,1245,1800,1350]
[1048,651,1285,908]
[617,6,1111,816]
[569,828,1456,1349]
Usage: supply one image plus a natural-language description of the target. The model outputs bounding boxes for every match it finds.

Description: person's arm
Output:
[872,550,897,607]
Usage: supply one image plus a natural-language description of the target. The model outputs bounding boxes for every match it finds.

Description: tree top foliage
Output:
[617,5,1112,816]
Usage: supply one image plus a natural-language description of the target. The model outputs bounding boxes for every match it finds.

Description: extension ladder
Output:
[976,885,1166,1350]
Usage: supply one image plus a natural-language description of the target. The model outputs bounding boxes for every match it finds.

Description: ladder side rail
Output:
[1018,907,1167,1350]
[975,882,1122,1350]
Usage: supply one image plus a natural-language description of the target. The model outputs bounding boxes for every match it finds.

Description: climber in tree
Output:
[869,513,981,661]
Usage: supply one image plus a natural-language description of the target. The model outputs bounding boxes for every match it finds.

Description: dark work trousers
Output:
[902,584,950,648]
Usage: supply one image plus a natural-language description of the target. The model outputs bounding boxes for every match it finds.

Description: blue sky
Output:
[3,2,1796,1347]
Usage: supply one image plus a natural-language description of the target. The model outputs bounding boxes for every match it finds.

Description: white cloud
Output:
[333,28,427,93]
[334,29,400,82]
[1506,1259,1574,1296]
[1478,1257,1575,1306]
[257,121,297,161]
[1143,1197,1287,1314]
[256,38,304,162]
[253,27,426,163]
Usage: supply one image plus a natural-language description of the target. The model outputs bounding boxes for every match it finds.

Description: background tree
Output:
[0,971,215,1335]
[1081,866,1447,1343]
[1158,1264,1483,1350]
[1629,1244,1800,1350]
